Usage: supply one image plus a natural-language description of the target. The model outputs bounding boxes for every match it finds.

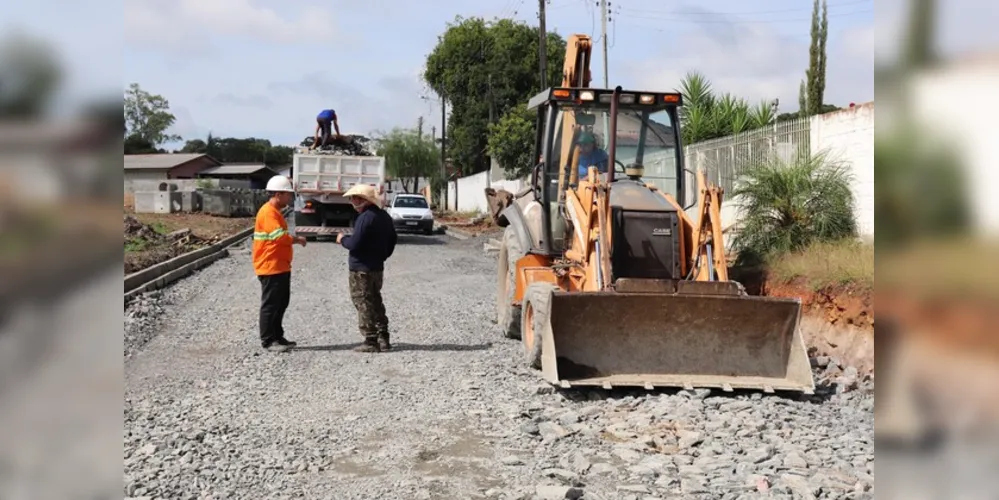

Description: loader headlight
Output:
[579,90,595,101]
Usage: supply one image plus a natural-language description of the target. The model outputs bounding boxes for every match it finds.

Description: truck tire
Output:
[496,226,525,339]
[521,282,557,370]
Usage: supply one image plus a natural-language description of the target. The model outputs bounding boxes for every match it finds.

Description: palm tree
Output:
[731,150,857,264]
[676,71,777,145]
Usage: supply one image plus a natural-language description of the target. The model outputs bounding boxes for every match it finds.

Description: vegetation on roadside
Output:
[676,71,779,145]
[768,239,873,292]
[376,127,440,193]
[731,150,857,266]
[486,106,536,179]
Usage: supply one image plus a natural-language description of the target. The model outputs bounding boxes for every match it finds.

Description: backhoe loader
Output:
[485,34,814,393]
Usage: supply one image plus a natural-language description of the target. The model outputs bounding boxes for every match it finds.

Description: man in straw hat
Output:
[336,184,397,352]
[254,175,307,352]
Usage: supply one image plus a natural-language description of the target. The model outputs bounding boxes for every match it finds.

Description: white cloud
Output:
[625,20,875,113]
[124,0,336,52]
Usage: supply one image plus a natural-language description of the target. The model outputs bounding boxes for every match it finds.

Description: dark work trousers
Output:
[318,119,332,147]
[258,272,291,346]
[348,271,388,343]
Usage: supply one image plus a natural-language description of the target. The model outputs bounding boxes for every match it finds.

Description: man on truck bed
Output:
[311,108,341,149]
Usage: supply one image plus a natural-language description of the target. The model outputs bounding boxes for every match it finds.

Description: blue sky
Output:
[117,0,882,149]
[11,0,998,150]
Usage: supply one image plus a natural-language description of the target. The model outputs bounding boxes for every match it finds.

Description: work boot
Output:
[263,342,290,353]
[275,337,297,347]
[353,342,380,353]
[377,335,391,351]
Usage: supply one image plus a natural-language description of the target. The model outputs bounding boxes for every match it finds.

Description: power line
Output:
[613,8,871,26]
[618,0,869,17]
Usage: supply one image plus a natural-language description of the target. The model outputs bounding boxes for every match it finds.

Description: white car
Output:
[387,193,435,235]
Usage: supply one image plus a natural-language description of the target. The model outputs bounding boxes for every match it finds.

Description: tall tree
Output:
[376,127,440,193]
[123,83,181,147]
[424,17,566,176]
[799,0,828,117]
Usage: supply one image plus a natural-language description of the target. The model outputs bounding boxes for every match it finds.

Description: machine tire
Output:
[521,282,556,370]
[496,226,525,339]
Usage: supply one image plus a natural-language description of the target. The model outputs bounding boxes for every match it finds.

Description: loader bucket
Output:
[538,290,815,394]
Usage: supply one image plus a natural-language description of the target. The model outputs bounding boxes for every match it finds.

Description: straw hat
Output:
[343,184,381,207]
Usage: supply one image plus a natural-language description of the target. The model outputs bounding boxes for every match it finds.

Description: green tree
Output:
[179,134,294,167]
[676,71,777,145]
[487,106,536,179]
[124,82,181,147]
[799,0,828,117]
[731,150,857,265]
[376,127,440,193]
[424,16,565,176]
[0,32,63,118]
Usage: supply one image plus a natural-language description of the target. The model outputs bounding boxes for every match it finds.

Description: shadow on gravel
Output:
[551,380,855,405]
[294,342,492,352]
[395,235,447,245]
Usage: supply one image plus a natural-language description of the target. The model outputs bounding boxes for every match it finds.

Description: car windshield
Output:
[394,196,428,208]
[548,103,680,199]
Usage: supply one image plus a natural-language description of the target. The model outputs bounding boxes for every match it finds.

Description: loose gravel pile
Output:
[124,233,874,500]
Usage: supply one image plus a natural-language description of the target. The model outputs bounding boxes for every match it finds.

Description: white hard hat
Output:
[266,175,295,193]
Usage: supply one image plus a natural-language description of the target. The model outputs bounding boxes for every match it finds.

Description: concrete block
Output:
[180,191,202,212]
[134,191,180,214]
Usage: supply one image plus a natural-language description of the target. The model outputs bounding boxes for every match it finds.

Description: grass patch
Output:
[768,239,873,292]
[124,239,150,253]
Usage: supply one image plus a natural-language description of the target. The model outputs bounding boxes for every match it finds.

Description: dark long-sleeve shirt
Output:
[339,205,397,272]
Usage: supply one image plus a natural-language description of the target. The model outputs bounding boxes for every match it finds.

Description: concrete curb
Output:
[123,208,292,304]
[123,225,253,304]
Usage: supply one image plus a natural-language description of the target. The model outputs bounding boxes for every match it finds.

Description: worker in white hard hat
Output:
[253,175,307,352]
[336,184,397,352]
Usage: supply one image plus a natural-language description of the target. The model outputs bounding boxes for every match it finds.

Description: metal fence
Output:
[683,116,812,195]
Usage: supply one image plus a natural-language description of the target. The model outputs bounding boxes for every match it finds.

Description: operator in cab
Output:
[575,131,609,179]
[311,108,341,149]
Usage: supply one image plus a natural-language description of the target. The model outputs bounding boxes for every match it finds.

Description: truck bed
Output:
[293,153,385,193]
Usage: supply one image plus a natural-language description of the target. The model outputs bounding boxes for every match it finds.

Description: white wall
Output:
[911,60,999,237]
[447,170,530,213]
[810,103,875,237]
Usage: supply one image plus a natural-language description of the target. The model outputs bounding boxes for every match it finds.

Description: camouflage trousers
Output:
[348,271,389,343]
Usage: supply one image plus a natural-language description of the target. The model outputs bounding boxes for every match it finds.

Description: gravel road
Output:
[124,232,874,500]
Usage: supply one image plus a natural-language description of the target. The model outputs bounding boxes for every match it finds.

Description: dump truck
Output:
[486,34,814,394]
[291,147,388,238]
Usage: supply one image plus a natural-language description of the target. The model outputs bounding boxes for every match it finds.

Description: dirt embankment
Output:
[437,212,498,237]
[764,278,874,377]
[123,212,253,274]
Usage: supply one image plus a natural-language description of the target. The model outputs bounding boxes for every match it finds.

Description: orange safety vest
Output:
[252,202,293,276]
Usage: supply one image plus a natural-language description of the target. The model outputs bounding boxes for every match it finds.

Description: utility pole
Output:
[417,116,424,139]
[600,0,610,87]
[441,96,448,211]
[538,0,548,88]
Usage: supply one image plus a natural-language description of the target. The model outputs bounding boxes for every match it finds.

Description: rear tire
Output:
[496,226,525,339]
[521,282,557,370]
